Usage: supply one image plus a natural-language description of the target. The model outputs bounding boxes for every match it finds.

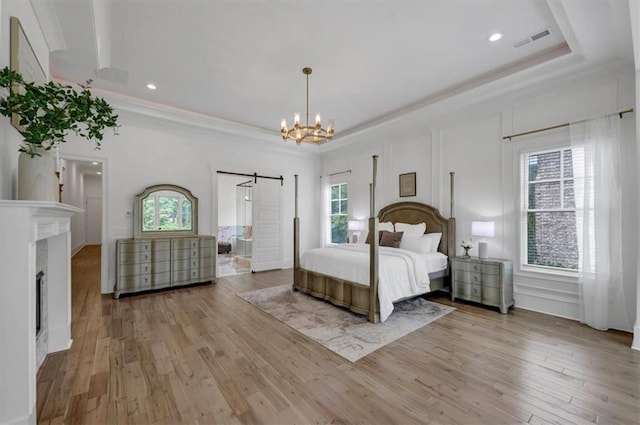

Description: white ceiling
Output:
[35,1,633,141]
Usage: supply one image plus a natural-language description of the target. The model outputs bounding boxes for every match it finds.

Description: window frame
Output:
[520,146,579,274]
[329,182,349,244]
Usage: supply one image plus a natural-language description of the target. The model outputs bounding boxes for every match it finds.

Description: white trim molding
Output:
[0,201,83,425]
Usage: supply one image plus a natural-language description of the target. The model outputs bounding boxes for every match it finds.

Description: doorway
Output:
[217,174,253,276]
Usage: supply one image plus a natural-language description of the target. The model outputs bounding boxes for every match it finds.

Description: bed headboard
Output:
[378,202,456,258]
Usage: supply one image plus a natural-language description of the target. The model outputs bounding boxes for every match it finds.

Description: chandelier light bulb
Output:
[294,113,300,126]
[315,113,321,126]
[281,119,287,131]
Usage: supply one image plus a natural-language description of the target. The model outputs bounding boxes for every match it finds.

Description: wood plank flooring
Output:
[37,245,640,424]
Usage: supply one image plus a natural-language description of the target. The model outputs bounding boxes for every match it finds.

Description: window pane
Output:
[563,150,573,178]
[563,180,575,208]
[182,200,192,230]
[527,211,578,269]
[331,185,339,200]
[528,151,560,181]
[340,200,347,214]
[331,200,339,214]
[340,184,348,199]
[528,182,561,209]
[142,197,155,231]
[331,215,348,244]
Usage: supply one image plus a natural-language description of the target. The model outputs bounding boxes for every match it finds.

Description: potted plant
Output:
[0,66,119,200]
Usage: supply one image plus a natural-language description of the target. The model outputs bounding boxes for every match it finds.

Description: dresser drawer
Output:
[117,241,152,253]
[172,238,199,250]
[200,246,215,258]
[200,265,215,280]
[455,261,482,273]
[482,287,500,305]
[172,269,200,284]
[482,264,500,276]
[455,271,482,285]
[118,274,152,292]
[453,282,481,303]
[152,272,172,288]
[119,263,155,277]
[151,261,171,274]
[119,250,152,265]
[482,273,501,288]
[199,237,215,248]
[153,241,171,251]
[173,258,199,271]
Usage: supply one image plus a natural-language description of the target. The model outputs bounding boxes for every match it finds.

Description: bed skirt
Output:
[293,267,449,320]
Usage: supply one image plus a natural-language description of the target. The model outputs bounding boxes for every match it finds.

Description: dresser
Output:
[451,257,513,313]
[115,236,216,298]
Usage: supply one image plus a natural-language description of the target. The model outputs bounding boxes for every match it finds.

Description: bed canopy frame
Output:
[293,155,456,323]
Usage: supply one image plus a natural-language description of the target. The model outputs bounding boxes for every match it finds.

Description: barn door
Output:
[251,178,283,272]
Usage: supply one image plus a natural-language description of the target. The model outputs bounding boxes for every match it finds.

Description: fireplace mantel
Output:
[0,201,82,425]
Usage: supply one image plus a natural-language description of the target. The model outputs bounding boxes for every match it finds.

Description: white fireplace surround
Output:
[0,201,82,425]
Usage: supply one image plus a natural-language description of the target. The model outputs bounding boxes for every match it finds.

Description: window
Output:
[522,148,579,271]
[142,192,192,231]
[330,183,348,244]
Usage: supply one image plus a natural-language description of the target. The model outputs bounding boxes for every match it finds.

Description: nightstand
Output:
[451,257,514,314]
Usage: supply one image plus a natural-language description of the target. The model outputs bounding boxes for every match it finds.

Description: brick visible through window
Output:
[523,148,579,270]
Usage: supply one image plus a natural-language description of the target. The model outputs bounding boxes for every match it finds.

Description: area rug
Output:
[237,284,454,362]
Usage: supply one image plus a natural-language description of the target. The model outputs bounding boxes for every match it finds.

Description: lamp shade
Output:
[471,220,495,238]
[348,220,364,231]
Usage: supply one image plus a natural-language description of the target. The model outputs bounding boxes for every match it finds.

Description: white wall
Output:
[84,174,102,198]
[61,161,86,255]
[58,111,321,294]
[322,61,637,331]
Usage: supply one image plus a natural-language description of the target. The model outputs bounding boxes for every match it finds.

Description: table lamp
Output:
[348,220,364,243]
[472,220,495,259]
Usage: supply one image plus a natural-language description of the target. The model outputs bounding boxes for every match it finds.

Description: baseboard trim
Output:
[71,242,86,257]
[633,324,640,351]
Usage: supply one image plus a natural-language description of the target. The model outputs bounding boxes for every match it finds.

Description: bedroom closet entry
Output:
[216,171,284,276]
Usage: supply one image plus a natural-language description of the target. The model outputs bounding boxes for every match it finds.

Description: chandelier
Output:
[280,67,334,144]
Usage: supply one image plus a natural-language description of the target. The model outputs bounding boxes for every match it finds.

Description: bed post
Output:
[447,171,456,272]
[369,155,379,323]
[293,174,300,289]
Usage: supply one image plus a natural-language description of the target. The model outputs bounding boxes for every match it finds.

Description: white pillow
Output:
[394,222,426,238]
[379,221,394,232]
[400,236,432,254]
[423,232,442,253]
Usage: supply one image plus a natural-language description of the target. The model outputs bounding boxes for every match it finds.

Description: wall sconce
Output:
[348,220,364,243]
[471,220,495,259]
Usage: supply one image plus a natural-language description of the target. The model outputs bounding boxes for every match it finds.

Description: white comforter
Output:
[300,244,447,322]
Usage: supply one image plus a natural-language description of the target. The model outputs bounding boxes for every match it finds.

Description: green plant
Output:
[0,67,119,157]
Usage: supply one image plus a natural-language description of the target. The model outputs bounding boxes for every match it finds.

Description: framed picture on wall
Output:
[399,172,416,197]
[10,16,47,131]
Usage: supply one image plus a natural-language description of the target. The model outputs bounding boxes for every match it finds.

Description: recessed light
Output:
[146,83,157,90]
[91,161,98,165]
[96,172,102,175]
[489,33,502,42]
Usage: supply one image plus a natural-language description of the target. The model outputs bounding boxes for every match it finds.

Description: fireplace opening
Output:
[36,271,44,337]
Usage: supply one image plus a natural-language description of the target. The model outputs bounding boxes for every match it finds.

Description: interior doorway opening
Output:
[217,174,253,276]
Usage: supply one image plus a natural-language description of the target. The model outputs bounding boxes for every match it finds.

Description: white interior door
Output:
[86,197,102,245]
[251,178,283,272]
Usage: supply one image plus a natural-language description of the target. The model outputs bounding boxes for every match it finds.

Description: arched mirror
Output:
[134,184,198,239]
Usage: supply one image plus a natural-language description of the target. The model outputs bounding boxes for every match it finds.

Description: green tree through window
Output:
[330,183,348,244]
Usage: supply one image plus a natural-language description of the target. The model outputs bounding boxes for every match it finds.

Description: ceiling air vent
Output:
[513,27,552,48]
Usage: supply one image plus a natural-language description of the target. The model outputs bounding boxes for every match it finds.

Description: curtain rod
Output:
[503,108,634,141]
[328,169,351,177]
[217,170,284,186]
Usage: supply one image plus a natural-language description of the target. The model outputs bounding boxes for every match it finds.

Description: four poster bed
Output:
[292,155,456,323]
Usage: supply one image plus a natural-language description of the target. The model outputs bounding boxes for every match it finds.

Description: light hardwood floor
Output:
[37,245,640,424]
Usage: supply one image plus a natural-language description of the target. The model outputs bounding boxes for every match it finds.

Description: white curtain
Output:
[570,115,630,331]
[320,175,331,247]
